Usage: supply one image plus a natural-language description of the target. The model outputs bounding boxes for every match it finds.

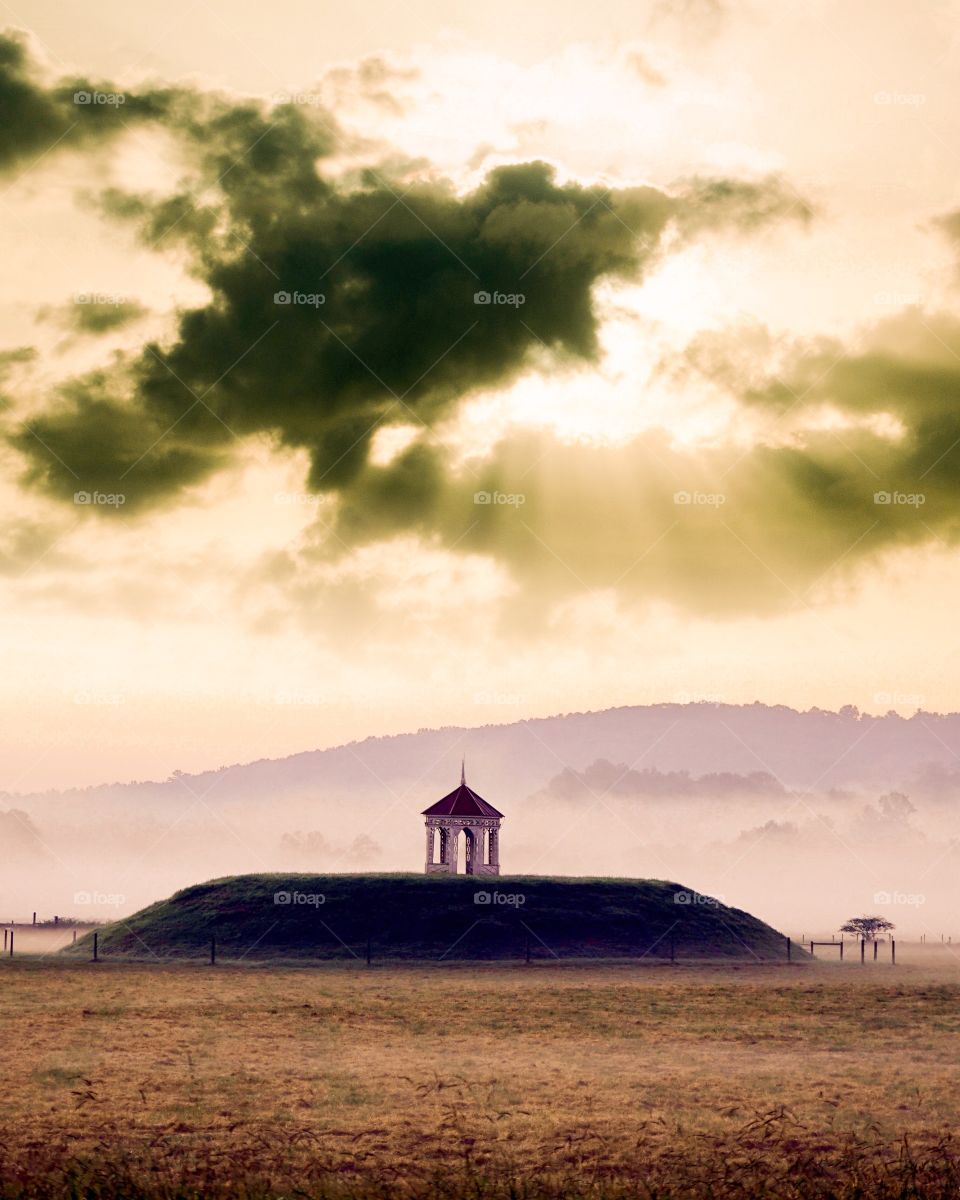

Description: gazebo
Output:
[422,763,503,875]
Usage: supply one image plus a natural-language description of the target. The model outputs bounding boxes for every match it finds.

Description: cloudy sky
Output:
[3,0,960,789]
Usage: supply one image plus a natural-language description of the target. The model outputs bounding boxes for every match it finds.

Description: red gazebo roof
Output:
[422,766,503,818]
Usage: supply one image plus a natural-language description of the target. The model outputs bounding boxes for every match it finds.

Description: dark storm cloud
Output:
[7,31,809,513]
[0,346,35,377]
[0,346,36,416]
[934,207,960,245]
[0,32,175,173]
[673,176,813,235]
[16,368,233,503]
[0,34,67,171]
[320,55,420,116]
[735,310,960,453]
[0,517,70,576]
[6,33,872,619]
[17,159,682,509]
[643,309,960,602]
[320,420,940,619]
[38,298,148,335]
[305,303,960,618]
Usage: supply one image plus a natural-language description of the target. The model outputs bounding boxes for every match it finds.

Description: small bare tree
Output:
[840,916,895,941]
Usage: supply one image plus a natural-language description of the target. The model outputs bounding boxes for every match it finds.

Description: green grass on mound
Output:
[66,874,800,962]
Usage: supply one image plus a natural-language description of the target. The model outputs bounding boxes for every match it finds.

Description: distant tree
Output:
[840,916,895,941]
[344,834,382,865]
[280,830,333,862]
[878,791,915,822]
[853,791,919,842]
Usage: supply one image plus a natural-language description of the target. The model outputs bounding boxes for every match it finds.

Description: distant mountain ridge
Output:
[8,703,960,930]
[12,702,960,811]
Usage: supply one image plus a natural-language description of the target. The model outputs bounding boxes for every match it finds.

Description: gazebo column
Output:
[444,825,456,869]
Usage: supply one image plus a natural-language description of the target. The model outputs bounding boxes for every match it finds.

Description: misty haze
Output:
[3,2,960,1198]
[4,702,958,937]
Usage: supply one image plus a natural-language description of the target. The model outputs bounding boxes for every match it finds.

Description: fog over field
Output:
[4,702,958,937]
[7,3,960,1197]
[4,6,960,946]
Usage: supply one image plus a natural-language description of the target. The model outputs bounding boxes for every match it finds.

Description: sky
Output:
[3,0,960,789]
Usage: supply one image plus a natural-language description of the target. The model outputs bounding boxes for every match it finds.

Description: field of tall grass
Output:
[2,957,960,1198]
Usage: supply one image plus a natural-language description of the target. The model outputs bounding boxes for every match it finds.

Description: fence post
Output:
[2,928,6,952]
[670,936,676,964]
[891,939,896,966]
[860,938,865,965]
[93,931,98,963]
[786,937,792,962]
[873,939,878,961]
[839,939,844,961]
[8,931,12,958]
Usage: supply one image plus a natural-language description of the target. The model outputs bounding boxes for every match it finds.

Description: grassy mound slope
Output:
[67,874,798,962]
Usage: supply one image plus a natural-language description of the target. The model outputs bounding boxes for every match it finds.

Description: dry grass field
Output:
[2,956,960,1198]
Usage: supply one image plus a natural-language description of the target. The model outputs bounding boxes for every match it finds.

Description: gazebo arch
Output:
[422,763,503,876]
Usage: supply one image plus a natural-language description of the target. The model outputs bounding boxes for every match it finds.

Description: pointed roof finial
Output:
[461,756,466,786]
